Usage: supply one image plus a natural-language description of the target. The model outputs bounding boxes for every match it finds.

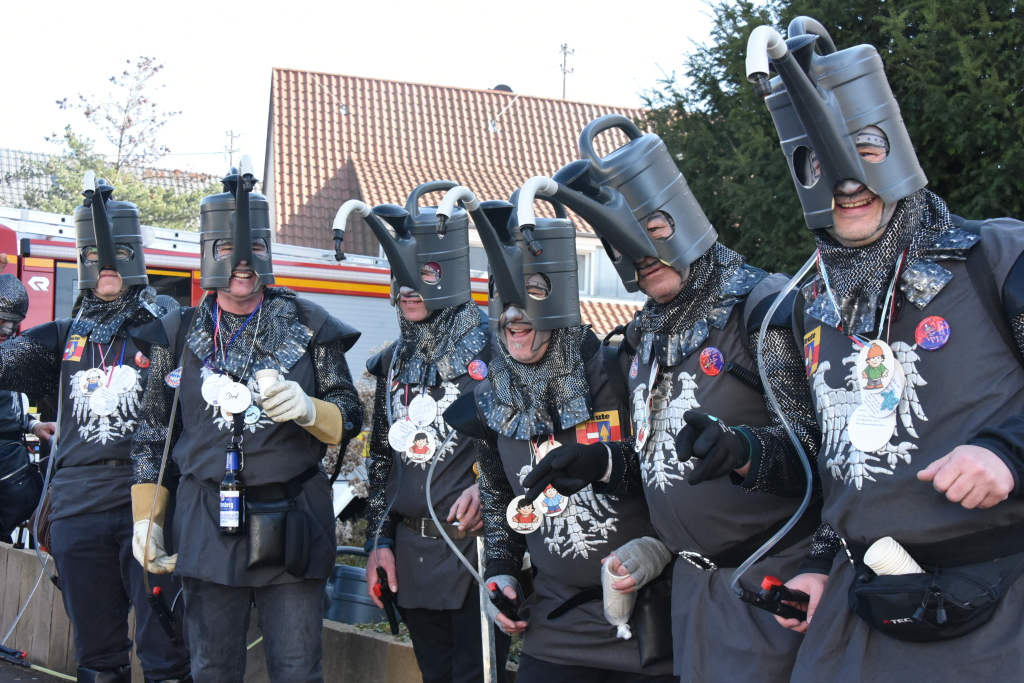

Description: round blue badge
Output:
[699,347,725,376]
[164,367,182,388]
[915,316,950,351]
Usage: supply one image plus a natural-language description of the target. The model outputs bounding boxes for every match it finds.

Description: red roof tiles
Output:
[579,299,643,338]
[267,70,643,252]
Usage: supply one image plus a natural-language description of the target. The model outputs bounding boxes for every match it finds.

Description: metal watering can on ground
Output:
[746,16,927,229]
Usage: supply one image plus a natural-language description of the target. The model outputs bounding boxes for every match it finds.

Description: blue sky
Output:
[2,0,714,179]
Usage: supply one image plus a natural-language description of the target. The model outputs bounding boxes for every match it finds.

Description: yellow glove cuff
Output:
[303,398,345,445]
[131,484,170,527]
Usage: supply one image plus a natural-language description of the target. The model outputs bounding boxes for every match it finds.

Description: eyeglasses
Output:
[212,238,271,261]
[80,244,134,264]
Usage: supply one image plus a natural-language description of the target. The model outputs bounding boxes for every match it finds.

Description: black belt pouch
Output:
[633,558,674,668]
[245,497,311,576]
[848,551,1024,642]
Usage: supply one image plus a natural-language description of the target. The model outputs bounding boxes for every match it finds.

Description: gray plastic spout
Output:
[338,201,417,290]
[747,25,861,192]
[232,155,257,270]
[86,174,118,271]
[439,185,525,307]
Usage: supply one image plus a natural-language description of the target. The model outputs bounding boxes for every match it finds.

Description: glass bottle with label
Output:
[220,442,243,535]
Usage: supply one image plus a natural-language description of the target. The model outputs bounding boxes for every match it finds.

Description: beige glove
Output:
[263,381,345,444]
[131,484,177,574]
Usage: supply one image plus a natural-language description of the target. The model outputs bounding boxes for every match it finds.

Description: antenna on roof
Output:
[560,43,574,99]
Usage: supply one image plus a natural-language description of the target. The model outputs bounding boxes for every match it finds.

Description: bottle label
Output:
[220,490,240,527]
[225,450,240,471]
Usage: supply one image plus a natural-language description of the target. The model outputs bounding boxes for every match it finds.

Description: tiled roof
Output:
[268,70,644,253]
[579,299,642,338]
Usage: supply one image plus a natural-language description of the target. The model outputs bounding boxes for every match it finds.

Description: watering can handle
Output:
[579,115,644,170]
[405,180,460,218]
[534,195,568,219]
[788,16,837,55]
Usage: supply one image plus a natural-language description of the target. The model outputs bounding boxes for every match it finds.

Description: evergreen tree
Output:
[644,0,1023,273]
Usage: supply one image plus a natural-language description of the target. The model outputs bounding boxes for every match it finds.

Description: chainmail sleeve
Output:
[0,333,61,397]
[312,338,364,437]
[738,326,821,498]
[130,340,183,485]
[797,522,843,575]
[363,374,399,548]
[1012,311,1024,358]
[477,434,526,580]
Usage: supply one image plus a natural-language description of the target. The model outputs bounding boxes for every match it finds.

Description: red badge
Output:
[915,316,950,351]
[468,359,488,381]
[699,347,725,376]
[135,351,150,369]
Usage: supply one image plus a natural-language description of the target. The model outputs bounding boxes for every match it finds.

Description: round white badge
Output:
[506,494,544,534]
[89,387,119,416]
[407,393,438,427]
[109,365,138,394]
[201,374,231,407]
[388,420,417,453]
[244,405,262,425]
[538,484,568,517]
[218,382,252,414]
[80,368,106,396]
[860,360,905,418]
[857,340,898,394]
[634,403,651,453]
[848,404,897,453]
[403,428,437,463]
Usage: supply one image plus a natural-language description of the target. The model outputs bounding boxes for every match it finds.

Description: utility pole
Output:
[225,130,242,168]
[559,43,574,99]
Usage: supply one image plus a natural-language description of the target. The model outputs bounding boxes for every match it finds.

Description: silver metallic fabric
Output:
[481,326,595,439]
[363,373,400,543]
[393,302,487,386]
[634,243,763,367]
[71,286,163,345]
[475,435,528,579]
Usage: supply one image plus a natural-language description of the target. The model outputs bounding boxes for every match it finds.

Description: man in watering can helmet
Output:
[746,16,1024,682]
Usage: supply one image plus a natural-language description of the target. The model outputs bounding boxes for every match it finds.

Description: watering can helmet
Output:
[746,16,927,230]
[198,155,275,289]
[371,180,472,311]
[74,172,148,290]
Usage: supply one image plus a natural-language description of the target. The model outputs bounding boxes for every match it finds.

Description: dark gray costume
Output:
[600,243,820,682]
[363,302,511,683]
[130,287,362,681]
[792,191,1024,682]
[467,326,673,677]
[0,286,190,681]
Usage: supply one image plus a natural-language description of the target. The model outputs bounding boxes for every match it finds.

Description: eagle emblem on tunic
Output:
[634,369,701,490]
[814,340,928,489]
[69,368,141,444]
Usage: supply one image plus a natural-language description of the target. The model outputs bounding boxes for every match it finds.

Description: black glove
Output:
[522,441,610,501]
[675,411,751,485]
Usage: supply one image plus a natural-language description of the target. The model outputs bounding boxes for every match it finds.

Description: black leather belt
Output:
[845,520,1024,569]
[88,459,132,467]
[401,516,481,540]
[194,465,320,500]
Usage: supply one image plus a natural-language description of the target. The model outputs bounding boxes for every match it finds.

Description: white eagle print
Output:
[517,459,619,560]
[390,381,460,468]
[69,368,141,444]
[634,370,701,490]
[814,340,927,489]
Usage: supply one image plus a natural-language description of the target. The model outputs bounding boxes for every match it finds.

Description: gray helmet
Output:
[746,17,927,229]
[73,172,148,290]
[438,185,580,331]
[0,275,28,322]
[198,156,275,289]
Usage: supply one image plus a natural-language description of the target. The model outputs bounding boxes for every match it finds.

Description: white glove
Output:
[262,380,316,425]
[132,520,177,574]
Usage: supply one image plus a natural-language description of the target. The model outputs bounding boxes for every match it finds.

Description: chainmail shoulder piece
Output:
[808,190,979,335]
[476,435,527,579]
[741,326,821,498]
[72,285,163,344]
[363,373,399,542]
[186,287,312,381]
[634,244,764,367]
[394,302,488,386]
[481,326,594,439]
[809,523,842,561]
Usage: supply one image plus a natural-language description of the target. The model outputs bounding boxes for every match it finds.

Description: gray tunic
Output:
[365,343,483,611]
[618,277,808,682]
[793,218,1024,681]
[479,343,673,676]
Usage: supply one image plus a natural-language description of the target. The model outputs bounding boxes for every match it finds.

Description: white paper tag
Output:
[403,428,436,463]
[506,494,544,534]
[848,404,897,453]
[388,420,417,453]
[202,374,231,407]
[857,340,898,394]
[89,387,119,416]
[219,382,252,414]
[407,393,438,427]
[109,365,138,394]
[861,360,905,418]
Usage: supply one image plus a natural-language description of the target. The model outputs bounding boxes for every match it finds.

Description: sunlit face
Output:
[212,238,270,262]
[499,305,550,364]
[397,285,430,322]
[826,126,893,247]
[216,260,264,310]
[94,268,125,301]
[635,256,687,304]
[645,212,674,241]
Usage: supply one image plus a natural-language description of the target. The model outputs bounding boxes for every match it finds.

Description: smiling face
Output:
[517,501,534,515]
[825,126,895,247]
[397,285,430,322]
[635,256,688,304]
[215,261,264,314]
[499,305,550,364]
